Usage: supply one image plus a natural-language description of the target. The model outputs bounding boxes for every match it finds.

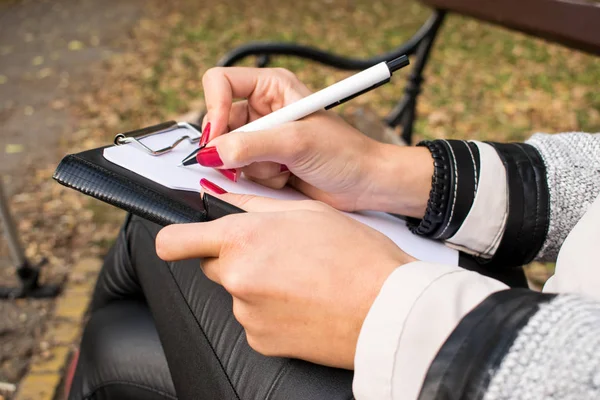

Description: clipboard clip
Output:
[113,121,202,156]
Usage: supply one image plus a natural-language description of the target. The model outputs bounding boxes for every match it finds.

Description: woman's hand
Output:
[199,67,433,217]
[155,192,415,369]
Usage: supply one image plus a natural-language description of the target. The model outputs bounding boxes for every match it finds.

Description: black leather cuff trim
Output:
[407,141,454,236]
[467,141,481,183]
[418,290,556,400]
[434,140,480,240]
[480,143,550,268]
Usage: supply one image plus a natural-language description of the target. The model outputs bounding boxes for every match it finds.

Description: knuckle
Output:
[273,67,297,82]
[226,135,250,164]
[221,269,252,297]
[246,334,273,356]
[202,67,223,84]
[231,300,247,325]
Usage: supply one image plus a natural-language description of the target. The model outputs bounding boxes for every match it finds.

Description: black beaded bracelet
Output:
[406,140,453,236]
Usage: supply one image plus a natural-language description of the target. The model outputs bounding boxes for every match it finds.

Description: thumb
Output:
[208,122,306,169]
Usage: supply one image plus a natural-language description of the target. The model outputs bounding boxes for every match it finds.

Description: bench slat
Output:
[420,0,600,55]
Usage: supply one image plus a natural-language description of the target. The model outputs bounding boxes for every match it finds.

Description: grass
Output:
[108,0,600,145]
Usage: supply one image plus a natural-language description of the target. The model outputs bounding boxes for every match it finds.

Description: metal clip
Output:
[113,121,202,156]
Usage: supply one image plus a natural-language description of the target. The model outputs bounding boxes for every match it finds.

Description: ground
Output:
[0,0,151,395]
[0,0,599,398]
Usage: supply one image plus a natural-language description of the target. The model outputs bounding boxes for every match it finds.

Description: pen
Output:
[180,54,410,166]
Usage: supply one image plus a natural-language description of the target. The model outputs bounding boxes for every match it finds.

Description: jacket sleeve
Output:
[526,132,600,261]
[353,195,600,400]
[438,132,599,267]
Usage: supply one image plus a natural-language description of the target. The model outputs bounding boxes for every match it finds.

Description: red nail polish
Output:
[196,146,223,167]
[200,178,227,194]
[279,164,289,173]
[217,168,238,182]
[199,122,211,147]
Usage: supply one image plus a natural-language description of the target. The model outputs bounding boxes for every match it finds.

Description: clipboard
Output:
[53,121,245,226]
[53,121,459,265]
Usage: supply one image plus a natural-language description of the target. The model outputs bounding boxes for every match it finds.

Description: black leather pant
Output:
[69,214,354,400]
[69,214,527,400]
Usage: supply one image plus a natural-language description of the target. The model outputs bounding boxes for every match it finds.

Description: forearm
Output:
[363,144,433,218]
[367,132,599,266]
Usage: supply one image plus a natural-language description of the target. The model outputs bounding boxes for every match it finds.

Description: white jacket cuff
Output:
[445,141,508,258]
[353,261,509,400]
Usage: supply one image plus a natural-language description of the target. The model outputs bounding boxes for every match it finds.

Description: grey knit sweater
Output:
[484,295,600,400]
[527,132,600,261]
[486,132,600,399]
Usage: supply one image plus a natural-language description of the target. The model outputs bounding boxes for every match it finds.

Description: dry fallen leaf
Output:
[5,144,24,154]
[68,40,84,51]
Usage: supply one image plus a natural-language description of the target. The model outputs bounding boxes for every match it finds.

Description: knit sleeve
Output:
[526,132,600,261]
[418,292,600,400]
[482,295,600,400]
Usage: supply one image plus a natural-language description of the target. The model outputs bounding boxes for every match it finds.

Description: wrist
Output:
[359,143,433,218]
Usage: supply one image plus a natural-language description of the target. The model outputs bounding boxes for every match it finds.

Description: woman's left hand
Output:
[155,192,415,369]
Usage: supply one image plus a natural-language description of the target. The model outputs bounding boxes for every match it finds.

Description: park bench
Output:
[216,0,600,145]
[64,1,600,399]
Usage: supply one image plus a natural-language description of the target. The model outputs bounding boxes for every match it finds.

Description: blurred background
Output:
[0,0,598,398]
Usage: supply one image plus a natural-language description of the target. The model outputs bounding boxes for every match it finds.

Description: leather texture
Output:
[203,193,246,220]
[72,215,528,400]
[434,140,479,240]
[69,301,176,400]
[484,143,550,268]
[418,290,556,400]
[78,215,355,400]
[53,147,207,226]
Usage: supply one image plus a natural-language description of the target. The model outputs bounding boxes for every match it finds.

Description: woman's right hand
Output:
[199,67,433,216]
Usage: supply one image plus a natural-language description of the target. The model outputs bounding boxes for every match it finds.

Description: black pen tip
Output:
[180,148,201,166]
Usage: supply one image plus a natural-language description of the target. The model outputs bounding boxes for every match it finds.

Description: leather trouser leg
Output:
[80,214,354,400]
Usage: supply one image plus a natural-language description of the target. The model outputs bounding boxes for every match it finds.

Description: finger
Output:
[202,68,257,137]
[202,67,310,136]
[241,161,284,180]
[245,173,290,190]
[288,175,332,203]
[199,257,222,285]
[227,101,250,133]
[208,121,306,168]
[155,218,234,261]
[204,191,327,213]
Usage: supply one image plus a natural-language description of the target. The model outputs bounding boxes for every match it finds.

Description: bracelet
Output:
[406,141,453,236]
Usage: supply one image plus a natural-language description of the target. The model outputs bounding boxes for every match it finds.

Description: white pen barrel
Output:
[231,62,391,133]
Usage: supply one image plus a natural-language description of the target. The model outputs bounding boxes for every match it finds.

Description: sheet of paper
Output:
[104,127,458,265]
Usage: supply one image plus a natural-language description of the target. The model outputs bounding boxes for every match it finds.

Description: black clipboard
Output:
[53,122,244,226]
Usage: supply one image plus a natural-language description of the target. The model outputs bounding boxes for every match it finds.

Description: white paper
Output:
[104,127,458,265]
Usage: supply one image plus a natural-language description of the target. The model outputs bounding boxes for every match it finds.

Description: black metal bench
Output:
[216,0,600,145]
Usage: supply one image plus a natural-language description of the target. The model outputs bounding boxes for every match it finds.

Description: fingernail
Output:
[199,122,211,147]
[196,146,223,167]
[279,164,289,173]
[218,168,238,182]
[200,178,227,194]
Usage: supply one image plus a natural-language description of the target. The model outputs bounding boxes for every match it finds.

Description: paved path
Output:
[0,0,145,191]
[0,0,148,391]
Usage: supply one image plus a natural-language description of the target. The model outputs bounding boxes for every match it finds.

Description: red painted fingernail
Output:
[196,146,223,167]
[217,168,238,182]
[200,178,227,194]
[279,164,289,173]
[199,122,211,147]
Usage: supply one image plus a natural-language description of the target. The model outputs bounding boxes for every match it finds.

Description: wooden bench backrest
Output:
[420,0,600,56]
